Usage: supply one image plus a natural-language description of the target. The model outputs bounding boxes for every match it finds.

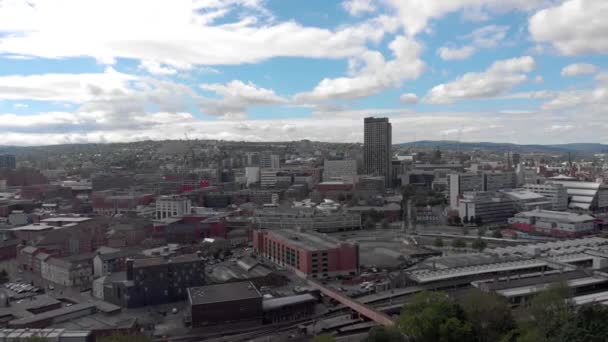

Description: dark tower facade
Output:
[363,117,392,188]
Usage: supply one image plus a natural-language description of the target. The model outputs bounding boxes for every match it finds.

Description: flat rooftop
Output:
[188,281,261,305]
[40,217,91,223]
[10,223,55,231]
[515,209,595,223]
[269,230,342,251]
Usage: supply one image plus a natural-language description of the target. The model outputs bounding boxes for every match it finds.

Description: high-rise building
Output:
[260,154,280,169]
[363,117,392,188]
[0,154,16,169]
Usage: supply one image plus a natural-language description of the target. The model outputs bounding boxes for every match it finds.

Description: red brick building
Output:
[252,229,358,279]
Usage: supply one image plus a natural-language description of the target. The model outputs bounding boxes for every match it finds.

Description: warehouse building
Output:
[509,209,596,238]
[188,281,263,327]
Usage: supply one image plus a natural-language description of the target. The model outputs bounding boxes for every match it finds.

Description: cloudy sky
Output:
[0,0,607,146]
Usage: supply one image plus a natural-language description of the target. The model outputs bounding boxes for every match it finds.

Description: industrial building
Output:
[0,329,92,342]
[252,229,359,279]
[509,209,596,237]
[188,281,319,328]
[188,281,263,327]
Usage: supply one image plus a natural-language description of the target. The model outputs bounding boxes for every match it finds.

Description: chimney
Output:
[126,258,134,281]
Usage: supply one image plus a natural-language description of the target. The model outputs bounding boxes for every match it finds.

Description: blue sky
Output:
[0,0,606,145]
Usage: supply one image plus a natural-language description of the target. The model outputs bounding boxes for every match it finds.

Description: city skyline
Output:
[0,0,607,146]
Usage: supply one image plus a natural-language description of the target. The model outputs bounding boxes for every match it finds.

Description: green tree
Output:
[454,216,462,225]
[522,283,574,341]
[398,291,475,342]
[492,230,503,238]
[313,334,335,342]
[472,239,487,251]
[477,227,487,237]
[364,326,405,342]
[434,237,444,248]
[463,216,470,224]
[554,303,608,342]
[475,216,483,227]
[452,239,466,249]
[461,289,515,342]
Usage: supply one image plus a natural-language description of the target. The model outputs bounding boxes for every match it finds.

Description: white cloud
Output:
[0,0,388,67]
[342,0,376,16]
[464,25,509,48]
[139,60,178,75]
[534,75,544,83]
[529,0,608,55]
[200,80,287,119]
[399,93,419,104]
[13,103,28,108]
[383,0,554,36]
[437,25,508,61]
[5,108,607,146]
[0,68,136,102]
[560,63,598,77]
[425,56,535,103]
[437,46,476,60]
[294,35,425,102]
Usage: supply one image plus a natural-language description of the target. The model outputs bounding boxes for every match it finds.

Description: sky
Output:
[0,0,607,146]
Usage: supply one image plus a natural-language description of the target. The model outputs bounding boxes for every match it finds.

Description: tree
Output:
[492,230,503,238]
[452,239,466,249]
[313,334,335,342]
[554,303,608,342]
[454,216,462,225]
[463,216,470,224]
[472,239,487,251]
[460,289,515,342]
[364,326,405,342]
[475,216,483,227]
[398,291,474,342]
[522,283,574,341]
[434,237,444,248]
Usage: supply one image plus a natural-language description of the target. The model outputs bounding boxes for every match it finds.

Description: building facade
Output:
[509,210,596,237]
[323,160,357,181]
[0,154,16,169]
[522,183,569,211]
[363,117,392,188]
[458,192,515,225]
[156,195,192,220]
[252,230,358,279]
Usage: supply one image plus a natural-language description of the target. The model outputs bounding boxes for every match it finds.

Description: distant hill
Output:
[397,141,608,154]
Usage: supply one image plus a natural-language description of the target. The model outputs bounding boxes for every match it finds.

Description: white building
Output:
[500,189,554,211]
[458,192,515,224]
[155,195,192,220]
[448,172,517,209]
[522,183,569,211]
[509,209,596,237]
[245,166,260,186]
[548,181,608,214]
